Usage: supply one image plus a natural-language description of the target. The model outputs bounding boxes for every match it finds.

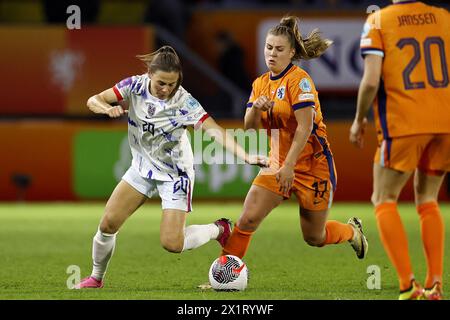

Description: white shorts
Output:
[122,166,194,212]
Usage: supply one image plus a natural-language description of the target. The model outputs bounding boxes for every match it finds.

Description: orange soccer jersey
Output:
[247,63,336,209]
[360,1,450,139]
[247,63,329,168]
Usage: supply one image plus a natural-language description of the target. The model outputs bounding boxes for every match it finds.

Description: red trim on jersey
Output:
[194,113,210,130]
[113,86,123,101]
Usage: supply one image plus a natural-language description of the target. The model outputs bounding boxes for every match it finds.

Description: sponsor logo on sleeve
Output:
[192,111,205,119]
[298,93,315,101]
[360,38,372,46]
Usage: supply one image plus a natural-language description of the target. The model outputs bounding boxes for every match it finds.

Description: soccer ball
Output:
[208,255,248,291]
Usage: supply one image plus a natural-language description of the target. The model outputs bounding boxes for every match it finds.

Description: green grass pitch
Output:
[0,202,449,300]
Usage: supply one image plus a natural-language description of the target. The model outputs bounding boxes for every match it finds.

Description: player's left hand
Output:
[349,117,367,148]
[246,155,270,167]
[276,164,294,195]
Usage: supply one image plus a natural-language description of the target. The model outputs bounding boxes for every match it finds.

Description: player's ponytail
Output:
[136,45,183,98]
[270,16,332,60]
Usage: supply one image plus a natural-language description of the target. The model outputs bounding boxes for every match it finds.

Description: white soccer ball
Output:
[208,255,248,291]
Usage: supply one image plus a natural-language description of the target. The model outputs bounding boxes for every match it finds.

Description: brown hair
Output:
[268,16,332,60]
[136,46,183,98]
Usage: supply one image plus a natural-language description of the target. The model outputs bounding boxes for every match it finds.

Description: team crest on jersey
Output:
[147,103,156,117]
[299,78,312,93]
[187,96,200,110]
[276,86,286,100]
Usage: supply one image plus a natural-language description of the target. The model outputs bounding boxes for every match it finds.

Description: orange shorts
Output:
[375,134,450,174]
[253,150,337,211]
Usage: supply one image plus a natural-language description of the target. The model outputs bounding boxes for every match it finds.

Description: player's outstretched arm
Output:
[87,88,128,118]
[200,117,268,167]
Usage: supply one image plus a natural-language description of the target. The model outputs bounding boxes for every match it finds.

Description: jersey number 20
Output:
[396,37,448,90]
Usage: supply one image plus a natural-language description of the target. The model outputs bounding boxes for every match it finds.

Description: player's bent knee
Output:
[160,238,183,253]
[303,235,324,247]
[162,244,183,253]
[371,193,397,207]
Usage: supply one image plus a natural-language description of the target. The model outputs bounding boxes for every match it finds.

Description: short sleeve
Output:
[288,74,317,111]
[360,13,384,58]
[113,77,132,101]
[113,75,147,101]
[246,79,260,108]
[179,95,209,129]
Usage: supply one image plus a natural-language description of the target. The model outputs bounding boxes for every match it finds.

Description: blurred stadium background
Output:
[0,0,449,300]
[1,0,448,202]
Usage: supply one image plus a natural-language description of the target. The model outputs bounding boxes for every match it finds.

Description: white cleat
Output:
[348,217,368,259]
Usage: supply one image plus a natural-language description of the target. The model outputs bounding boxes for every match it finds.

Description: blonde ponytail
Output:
[270,16,332,60]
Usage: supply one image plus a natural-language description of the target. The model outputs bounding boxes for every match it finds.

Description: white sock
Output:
[182,224,220,252]
[91,229,117,280]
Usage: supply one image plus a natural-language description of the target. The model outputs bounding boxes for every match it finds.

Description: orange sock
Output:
[375,202,414,291]
[417,202,444,289]
[322,220,354,245]
[222,225,254,259]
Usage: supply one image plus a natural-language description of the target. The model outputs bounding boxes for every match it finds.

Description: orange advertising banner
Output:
[0,120,126,201]
[0,26,154,115]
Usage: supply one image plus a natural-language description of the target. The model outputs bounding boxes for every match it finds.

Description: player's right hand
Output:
[107,105,128,118]
[253,96,274,112]
[349,117,367,149]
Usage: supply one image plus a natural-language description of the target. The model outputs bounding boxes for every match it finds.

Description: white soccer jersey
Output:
[113,74,209,181]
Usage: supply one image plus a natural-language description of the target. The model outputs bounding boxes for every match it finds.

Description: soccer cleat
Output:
[424,282,443,300]
[73,276,104,289]
[399,280,425,300]
[214,218,233,248]
[347,217,368,259]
